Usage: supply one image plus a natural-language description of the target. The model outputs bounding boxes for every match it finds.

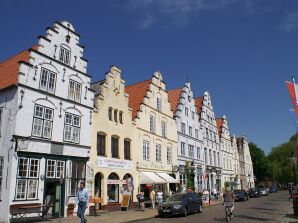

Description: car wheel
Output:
[198,204,203,213]
[182,207,188,217]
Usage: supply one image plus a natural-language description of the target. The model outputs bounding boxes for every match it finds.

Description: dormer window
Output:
[59,46,71,65]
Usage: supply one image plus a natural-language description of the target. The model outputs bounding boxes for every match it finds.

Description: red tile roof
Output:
[168,88,182,115]
[194,96,204,114]
[125,80,152,119]
[216,118,223,136]
[0,46,37,91]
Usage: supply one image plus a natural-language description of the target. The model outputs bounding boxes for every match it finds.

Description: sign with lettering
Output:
[137,162,167,170]
[96,157,132,170]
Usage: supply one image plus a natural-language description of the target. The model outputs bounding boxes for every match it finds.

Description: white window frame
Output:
[39,67,57,94]
[64,112,81,143]
[157,97,162,111]
[59,46,71,65]
[68,79,82,103]
[189,126,192,137]
[181,123,185,134]
[143,140,150,160]
[195,129,198,139]
[167,147,172,164]
[46,159,65,179]
[181,142,185,156]
[149,116,156,133]
[156,144,161,162]
[161,121,167,138]
[32,104,54,139]
[188,145,194,158]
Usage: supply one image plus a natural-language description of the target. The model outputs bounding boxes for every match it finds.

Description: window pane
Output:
[18,158,28,177]
[27,180,38,199]
[47,160,56,178]
[43,120,52,138]
[16,179,27,199]
[34,105,44,118]
[77,163,85,178]
[65,113,73,125]
[73,115,80,127]
[71,161,78,178]
[29,159,39,178]
[97,134,106,155]
[111,137,119,158]
[64,125,72,141]
[68,80,75,101]
[124,140,130,159]
[74,82,81,102]
[72,127,80,143]
[40,68,48,91]
[32,118,43,137]
[48,71,56,93]
[44,108,53,120]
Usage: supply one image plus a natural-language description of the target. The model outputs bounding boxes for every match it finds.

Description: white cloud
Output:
[282,12,298,32]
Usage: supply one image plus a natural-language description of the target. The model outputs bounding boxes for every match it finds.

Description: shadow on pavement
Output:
[283,214,298,220]
[213,217,227,222]
[262,202,278,206]
[249,207,278,211]
[235,214,272,221]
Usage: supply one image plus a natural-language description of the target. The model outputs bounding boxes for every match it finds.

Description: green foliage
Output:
[224,181,230,188]
[249,143,269,183]
[185,161,195,190]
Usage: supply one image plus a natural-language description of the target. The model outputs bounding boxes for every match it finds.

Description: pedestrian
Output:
[150,189,156,209]
[77,181,89,223]
[223,186,236,217]
[156,190,163,207]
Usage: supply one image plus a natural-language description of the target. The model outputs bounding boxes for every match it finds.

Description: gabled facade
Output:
[125,72,178,197]
[237,136,254,189]
[195,92,221,192]
[231,136,241,189]
[0,21,94,221]
[168,82,204,192]
[216,116,234,188]
[90,66,137,207]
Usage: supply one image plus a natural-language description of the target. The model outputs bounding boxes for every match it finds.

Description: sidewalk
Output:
[39,201,222,223]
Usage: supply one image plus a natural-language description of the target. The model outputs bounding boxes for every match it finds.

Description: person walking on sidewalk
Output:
[77,181,89,223]
[156,191,163,208]
[150,189,156,209]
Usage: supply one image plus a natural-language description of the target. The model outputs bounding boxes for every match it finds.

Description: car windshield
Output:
[167,194,185,201]
[234,190,245,194]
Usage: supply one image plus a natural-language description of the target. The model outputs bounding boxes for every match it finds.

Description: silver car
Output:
[258,187,269,196]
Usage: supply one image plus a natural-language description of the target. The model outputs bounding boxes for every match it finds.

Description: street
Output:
[133,190,292,223]
[43,190,296,223]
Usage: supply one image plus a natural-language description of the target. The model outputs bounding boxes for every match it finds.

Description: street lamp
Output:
[291,152,297,185]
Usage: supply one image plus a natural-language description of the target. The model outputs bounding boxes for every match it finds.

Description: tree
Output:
[249,143,269,184]
[185,161,195,190]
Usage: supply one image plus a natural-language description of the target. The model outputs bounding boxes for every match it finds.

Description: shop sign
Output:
[96,157,132,169]
[108,179,119,184]
[137,162,166,170]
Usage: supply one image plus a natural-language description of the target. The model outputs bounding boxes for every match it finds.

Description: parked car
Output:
[158,192,203,217]
[234,190,249,201]
[248,188,261,198]
[259,187,269,196]
[269,186,278,193]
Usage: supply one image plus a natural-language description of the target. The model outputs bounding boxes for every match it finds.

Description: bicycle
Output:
[224,202,234,222]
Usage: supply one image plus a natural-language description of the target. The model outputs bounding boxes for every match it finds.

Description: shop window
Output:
[108,173,119,203]
[68,161,86,196]
[97,133,106,156]
[124,139,131,160]
[46,159,65,178]
[111,136,119,158]
[15,157,39,200]
[32,104,54,139]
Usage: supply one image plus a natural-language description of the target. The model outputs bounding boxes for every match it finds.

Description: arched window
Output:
[114,110,118,122]
[119,111,123,124]
[124,139,131,160]
[108,173,119,203]
[157,96,162,111]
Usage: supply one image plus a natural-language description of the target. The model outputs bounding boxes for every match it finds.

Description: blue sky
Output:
[1,0,298,154]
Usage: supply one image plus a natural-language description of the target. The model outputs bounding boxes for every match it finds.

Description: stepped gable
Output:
[167,88,182,115]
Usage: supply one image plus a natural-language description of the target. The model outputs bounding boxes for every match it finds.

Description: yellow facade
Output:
[132,72,178,194]
[90,66,137,206]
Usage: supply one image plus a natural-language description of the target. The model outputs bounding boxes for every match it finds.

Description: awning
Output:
[139,172,167,184]
[156,172,179,184]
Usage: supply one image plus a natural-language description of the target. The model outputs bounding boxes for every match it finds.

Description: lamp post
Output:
[291,152,297,185]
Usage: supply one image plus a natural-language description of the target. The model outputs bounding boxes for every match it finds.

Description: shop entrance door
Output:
[44,181,65,218]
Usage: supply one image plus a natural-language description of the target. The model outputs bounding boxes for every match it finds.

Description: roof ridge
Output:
[126,79,151,88]
[0,45,36,64]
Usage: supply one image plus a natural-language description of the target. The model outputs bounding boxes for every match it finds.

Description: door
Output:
[44,181,65,218]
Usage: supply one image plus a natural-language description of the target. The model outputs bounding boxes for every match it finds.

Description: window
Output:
[181,123,185,134]
[192,111,195,120]
[197,147,200,159]
[97,134,106,156]
[111,136,119,158]
[149,116,156,133]
[68,161,85,196]
[181,142,185,156]
[205,128,209,139]
[161,121,167,138]
[59,46,71,65]
[32,104,53,138]
[16,158,39,200]
[64,113,81,143]
[119,111,123,124]
[209,149,212,165]
[39,68,56,94]
[213,151,216,167]
[180,171,186,188]
[108,173,119,203]
[204,148,207,164]
[108,108,113,121]
[156,144,161,162]
[68,80,82,103]
[143,140,150,160]
[46,159,65,178]
[114,110,118,122]
[0,108,2,136]
[124,140,131,160]
[0,157,3,199]
[157,97,162,111]
[188,145,194,158]
[185,107,188,117]
[195,129,198,139]
[167,147,172,164]
[217,152,220,166]
[189,126,192,137]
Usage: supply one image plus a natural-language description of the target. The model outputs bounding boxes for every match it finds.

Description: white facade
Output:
[241,136,255,189]
[169,82,204,192]
[231,136,241,189]
[196,92,221,192]
[0,21,94,222]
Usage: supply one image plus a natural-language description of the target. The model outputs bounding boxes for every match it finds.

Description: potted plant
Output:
[67,202,76,217]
